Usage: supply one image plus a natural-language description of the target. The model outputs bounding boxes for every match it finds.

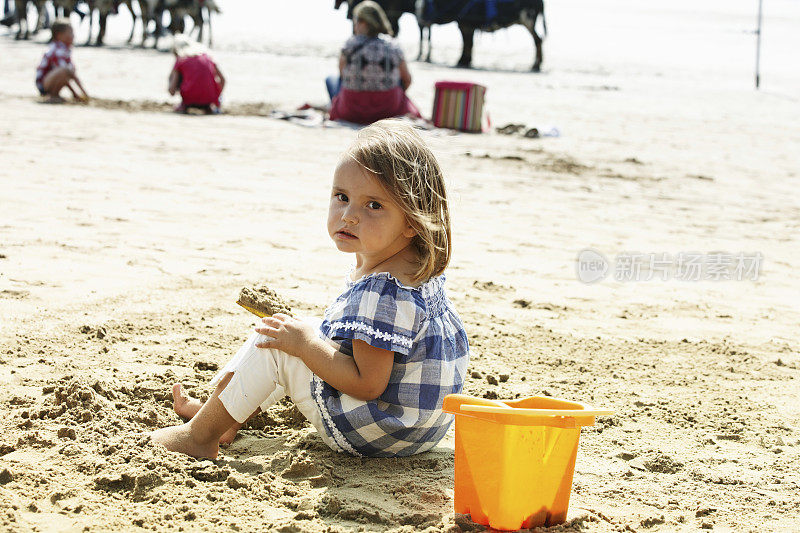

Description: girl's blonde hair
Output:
[171,34,207,58]
[347,119,451,283]
[50,18,72,42]
[353,1,394,37]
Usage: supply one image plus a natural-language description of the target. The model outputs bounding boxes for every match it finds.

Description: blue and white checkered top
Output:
[311,271,470,457]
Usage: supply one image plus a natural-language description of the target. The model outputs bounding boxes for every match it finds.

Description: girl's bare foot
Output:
[220,423,242,446]
[172,383,203,420]
[151,424,219,459]
[172,383,241,445]
[154,375,237,458]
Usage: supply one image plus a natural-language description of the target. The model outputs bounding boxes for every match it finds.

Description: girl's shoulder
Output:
[342,34,367,51]
[343,270,448,318]
[48,41,68,55]
[383,37,403,54]
[347,270,437,291]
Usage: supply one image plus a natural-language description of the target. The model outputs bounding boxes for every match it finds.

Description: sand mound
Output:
[63,97,275,117]
[1,368,460,531]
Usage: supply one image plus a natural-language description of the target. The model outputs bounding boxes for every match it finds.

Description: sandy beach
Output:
[1,1,799,531]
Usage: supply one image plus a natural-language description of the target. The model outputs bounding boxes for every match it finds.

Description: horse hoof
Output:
[532,65,541,72]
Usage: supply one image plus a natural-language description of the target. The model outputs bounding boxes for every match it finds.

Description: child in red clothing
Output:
[35,18,89,103]
[168,35,225,114]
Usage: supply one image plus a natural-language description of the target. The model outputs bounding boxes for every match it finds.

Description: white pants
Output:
[210,322,340,452]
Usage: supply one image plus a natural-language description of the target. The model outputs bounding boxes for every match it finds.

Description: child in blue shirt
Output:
[153,119,469,458]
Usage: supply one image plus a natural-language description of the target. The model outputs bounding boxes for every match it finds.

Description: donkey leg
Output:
[138,3,149,47]
[140,16,147,46]
[206,6,212,47]
[126,0,136,43]
[22,1,32,39]
[85,8,93,45]
[95,11,106,45]
[36,0,48,31]
[14,0,25,39]
[425,25,432,62]
[152,8,162,49]
[457,23,474,68]
[531,29,542,72]
[416,22,423,61]
[522,10,543,72]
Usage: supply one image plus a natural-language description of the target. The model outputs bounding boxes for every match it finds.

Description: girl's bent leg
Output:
[265,332,343,454]
[171,383,247,445]
[172,383,203,419]
[325,75,341,100]
[152,373,238,459]
[42,66,73,99]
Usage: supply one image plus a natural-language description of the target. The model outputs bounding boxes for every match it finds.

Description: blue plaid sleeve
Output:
[327,275,421,355]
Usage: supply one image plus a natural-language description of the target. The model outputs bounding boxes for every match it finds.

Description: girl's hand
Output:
[254,314,319,357]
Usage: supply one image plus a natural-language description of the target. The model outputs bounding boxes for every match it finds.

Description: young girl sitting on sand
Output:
[153,119,470,458]
[168,35,225,114]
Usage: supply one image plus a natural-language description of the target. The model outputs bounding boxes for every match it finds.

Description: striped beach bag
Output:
[432,81,487,133]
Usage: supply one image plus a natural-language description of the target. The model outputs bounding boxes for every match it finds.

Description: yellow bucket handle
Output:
[459,405,614,417]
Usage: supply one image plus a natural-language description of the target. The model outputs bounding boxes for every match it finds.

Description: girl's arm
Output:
[301,338,393,401]
[168,70,180,96]
[338,53,346,77]
[398,60,412,90]
[69,74,89,101]
[255,315,394,401]
[214,64,225,91]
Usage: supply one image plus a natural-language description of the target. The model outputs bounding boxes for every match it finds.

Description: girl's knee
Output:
[213,372,234,394]
[52,66,74,79]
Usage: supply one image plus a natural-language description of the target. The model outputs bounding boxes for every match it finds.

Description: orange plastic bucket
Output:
[442,394,612,530]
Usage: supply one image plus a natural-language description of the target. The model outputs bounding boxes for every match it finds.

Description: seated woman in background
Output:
[327,1,421,125]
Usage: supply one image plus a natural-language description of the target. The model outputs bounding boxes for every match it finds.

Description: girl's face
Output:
[57,27,74,46]
[353,19,369,36]
[328,158,416,260]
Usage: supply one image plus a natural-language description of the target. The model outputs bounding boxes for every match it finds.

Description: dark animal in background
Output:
[5,0,220,48]
[134,0,170,49]
[51,0,91,26]
[0,0,16,28]
[12,0,46,39]
[81,0,139,46]
[414,0,431,62]
[165,0,220,48]
[417,0,546,71]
